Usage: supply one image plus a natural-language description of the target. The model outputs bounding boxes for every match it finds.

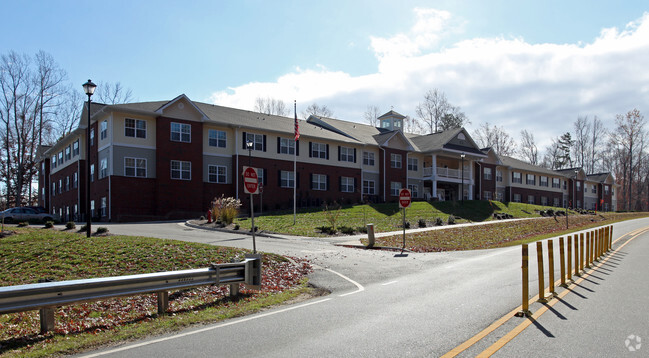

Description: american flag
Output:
[294,101,300,141]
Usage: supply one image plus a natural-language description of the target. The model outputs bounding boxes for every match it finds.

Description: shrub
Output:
[547,209,555,216]
[79,224,88,232]
[44,221,54,228]
[17,222,29,227]
[403,221,411,229]
[210,195,242,225]
[435,217,443,226]
[339,226,355,235]
[234,223,240,230]
[418,218,427,228]
[323,202,342,231]
[199,216,205,221]
[65,221,76,230]
[96,227,109,234]
[357,226,368,234]
[316,225,337,235]
[447,215,456,225]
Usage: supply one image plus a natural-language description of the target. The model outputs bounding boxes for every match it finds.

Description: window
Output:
[526,174,536,185]
[527,195,535,204]
[58,179,62,194]
[340,177,354,193]
[552,178,560,188]
[171,122,191,142]
[280,171,294,188]
[125,118,146,138]
[483,191,493,200]
[339,146,355,162]
[100,120,107,140]
[541,196,548,206]
[90,164,95,182]
[496,170,503,182]
[51,156,57,169]
[496,191,504,201]
[591,185,596,194]
[390,182,402,196]
[65,146,71,161]
[584,185,587,193]
[58,151,63,165]
[278,138,296,155]
[52,182,56,196]
[563,181,567,190]
[363,180,375,195]
[407,158,418,171]
[512,172,522,184]
[312,174,327,191]
[90,200,95,218]
[246,133,264,151]
[73,140,79,157]
[391,153,402,168]
[363,152,375,166]
[101,197,107,217]
[90,128,95,146]
[576,181,581,191]
[208,129,226,148]
[408,184,419,198]
[125,158,147,177]
[257,168,265,187]
[73,172,78,188]
[171,160,191,180]
[553,197,560,207]
[605,185,610,195]
[208,165,227,183]
[576,200,581,208]
[540,176,548,187]
[65,176,70,191]
[513,193,521,203]
[99,158,108,179]
[310,142,327,159]
[484,167,492,180]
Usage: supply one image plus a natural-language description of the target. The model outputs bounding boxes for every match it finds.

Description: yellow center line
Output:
[441,225,649,358]
[477,226,649,357]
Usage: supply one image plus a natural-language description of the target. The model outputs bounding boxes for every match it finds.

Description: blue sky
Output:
[2,0,648,150]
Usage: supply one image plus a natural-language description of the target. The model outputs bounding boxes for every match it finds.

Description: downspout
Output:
[77,160,81,221]
[380,146,386,202]
[360,144,365,202]
[235,127,240,200]
[476,161,482,200]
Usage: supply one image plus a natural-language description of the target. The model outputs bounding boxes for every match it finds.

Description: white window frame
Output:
[125,118,146,138]
[208,129,227,148]
[124,157,147,178]
[100,120,108,140]
[65,146,71,161]
[90,128,95,146]
[540,176,548,187]
[171,122,191,143]
[100,197,107,217]
[484,167,492,180]
[280,171,294,188]
[90,164,95,182]
[363,152,375,166]
[407,157,418,171]
[341,176,354,193]
[208,165,227,183]
[246,133,264,151]
[391,153,402,169]
[363,180,375,195]
[73,140,79,157]
[73,172,78,188]
[51,155,57,169]
[279,138,296,155]
[408,184,419,198]
[171,160,191,180]
[311,142,327,159]
[526,174,536,186]
[552,178,560,188]
[527,195,535,204]
[496,170,503,182]
[513,193,521,203]
[99,158,108,179]
[312,174,327,191]
[512,172,522,184]
[390,181,402,196]
[339,146,354,162]
[483,191,492,200]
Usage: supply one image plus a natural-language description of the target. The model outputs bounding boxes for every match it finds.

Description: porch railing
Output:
[423,167,463,179]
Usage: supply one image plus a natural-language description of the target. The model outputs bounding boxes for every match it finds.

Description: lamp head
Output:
[82,79,97,96]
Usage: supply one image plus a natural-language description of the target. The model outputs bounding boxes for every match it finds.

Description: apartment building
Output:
[38,94,617,222]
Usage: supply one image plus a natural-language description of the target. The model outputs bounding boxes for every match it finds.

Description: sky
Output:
[2,0,648,152]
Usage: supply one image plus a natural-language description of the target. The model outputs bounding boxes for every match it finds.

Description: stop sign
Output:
[399,188,411,208]
[243,166,259,194]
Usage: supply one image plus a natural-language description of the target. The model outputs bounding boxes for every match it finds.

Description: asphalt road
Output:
[76,218,649,357]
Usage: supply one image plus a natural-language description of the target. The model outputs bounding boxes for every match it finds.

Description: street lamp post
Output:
[82,80,96,238]
[246,140,256,253]
[460,153,465,204]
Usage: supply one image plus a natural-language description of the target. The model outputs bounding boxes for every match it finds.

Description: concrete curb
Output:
[184,220,288,240]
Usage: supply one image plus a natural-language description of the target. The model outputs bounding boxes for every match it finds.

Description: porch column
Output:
[468,184,474,200]
[432,154,437,198]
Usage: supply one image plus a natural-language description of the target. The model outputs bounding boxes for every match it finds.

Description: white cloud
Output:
[209,9,649,152]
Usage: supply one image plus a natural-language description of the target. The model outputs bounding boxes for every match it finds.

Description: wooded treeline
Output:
[0,50,131,209]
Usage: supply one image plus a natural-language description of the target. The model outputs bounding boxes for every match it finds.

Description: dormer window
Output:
[381,121,391,129]
[394,119,402,128]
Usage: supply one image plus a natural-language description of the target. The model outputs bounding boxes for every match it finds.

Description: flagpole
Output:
[293,100,297,225]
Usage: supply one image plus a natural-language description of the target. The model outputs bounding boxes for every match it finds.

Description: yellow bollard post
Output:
[574,234,580,276]
[559,237,567,287]
[585,231,591,269]
[516,244,532,317]
[537,241,548,303]
[595,229,600,261]
[548,240,556,297]
[609,225,613,251]
[579,233,585,274]
[567,236,573,283]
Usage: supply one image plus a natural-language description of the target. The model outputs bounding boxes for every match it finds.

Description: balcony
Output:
[423,167,463,179]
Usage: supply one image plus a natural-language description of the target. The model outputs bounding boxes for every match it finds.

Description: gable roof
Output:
[378,110,406,119]
[406,128,486,156]
[500,156,562,176]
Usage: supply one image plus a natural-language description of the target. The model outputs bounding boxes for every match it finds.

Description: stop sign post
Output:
[397,188,411,256]
[242,166,258,253]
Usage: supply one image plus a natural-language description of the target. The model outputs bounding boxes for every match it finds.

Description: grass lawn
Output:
[234,200,578,237]
[373,212,649,252]
[0,228,312,357]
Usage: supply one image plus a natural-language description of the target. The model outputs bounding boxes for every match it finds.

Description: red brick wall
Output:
[382,148,408,202]
[509,187,563,206]
[476,163,497,199]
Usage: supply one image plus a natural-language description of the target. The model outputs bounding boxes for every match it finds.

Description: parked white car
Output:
[1,207,59,223]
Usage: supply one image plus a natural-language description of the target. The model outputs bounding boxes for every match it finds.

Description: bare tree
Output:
[95,81,133,104]
[302,103,333,119]
[573,115,590,171]
[254,97,288,116]
[439,106,470,131]
[588,116,605,173]
[52,90,83,139]
[610,109,646,211]
[472,122,516,156]
[541,138,562,169]
[363,105,380,127]
[519,129,538,165]
[415,89,450,133]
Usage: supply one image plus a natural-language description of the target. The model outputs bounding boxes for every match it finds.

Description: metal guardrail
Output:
[0,255,262,333]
